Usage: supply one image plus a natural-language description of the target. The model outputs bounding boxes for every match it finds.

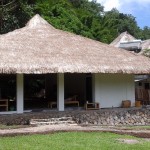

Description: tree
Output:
[0,0,150,44]
[101,8,142,43]
[141,26,150,40]
[0,0,33,34]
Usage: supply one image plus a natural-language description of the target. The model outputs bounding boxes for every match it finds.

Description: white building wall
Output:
[94,74,135,108]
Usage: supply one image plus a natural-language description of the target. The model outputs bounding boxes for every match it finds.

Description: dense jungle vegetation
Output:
[0,0,150,44]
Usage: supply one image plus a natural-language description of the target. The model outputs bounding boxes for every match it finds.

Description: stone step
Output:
[30,117,77,126]
[30,117,73,122]
[30,120,77,125]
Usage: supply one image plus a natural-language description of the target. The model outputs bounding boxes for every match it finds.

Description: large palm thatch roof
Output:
[0,14,150,74]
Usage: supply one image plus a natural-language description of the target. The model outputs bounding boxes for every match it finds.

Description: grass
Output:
[0,132,150,150]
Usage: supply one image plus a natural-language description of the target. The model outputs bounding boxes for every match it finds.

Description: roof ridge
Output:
[26,14,55,29]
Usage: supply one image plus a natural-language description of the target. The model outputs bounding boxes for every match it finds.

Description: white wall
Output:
[93,74,135,108]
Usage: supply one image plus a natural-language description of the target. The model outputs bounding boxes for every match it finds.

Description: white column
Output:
[92,73,99,102]
[57,73,64,111]
[17,74,24,113]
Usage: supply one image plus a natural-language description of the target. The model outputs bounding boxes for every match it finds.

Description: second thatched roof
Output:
[110,31,136,47]
[141,39,150,50]
[140,39,150,57]
[0,14,150,74]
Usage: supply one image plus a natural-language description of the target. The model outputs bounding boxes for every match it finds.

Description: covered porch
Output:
[0,73,89,113]
[0,73,135,114]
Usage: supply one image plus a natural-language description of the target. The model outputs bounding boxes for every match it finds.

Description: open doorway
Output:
[65,73,86,107]
[135,75,150,105]
[24,74,46,110]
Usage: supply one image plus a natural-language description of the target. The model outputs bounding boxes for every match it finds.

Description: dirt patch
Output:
[112,131,150,138]
[118,139,139,144]
[0,125,35,130]
[144,138,150,141]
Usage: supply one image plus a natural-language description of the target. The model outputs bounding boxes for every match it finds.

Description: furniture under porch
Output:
[135,88,150,105]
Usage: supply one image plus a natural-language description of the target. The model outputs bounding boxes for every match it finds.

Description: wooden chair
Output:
[0,99,8,111]
[136,88,150,105]
[142,89,150,105]
[48,95,79,108]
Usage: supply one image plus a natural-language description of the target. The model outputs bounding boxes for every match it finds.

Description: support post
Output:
[57,73,64,111]
[17,74,24,113]
[92,73,99,102]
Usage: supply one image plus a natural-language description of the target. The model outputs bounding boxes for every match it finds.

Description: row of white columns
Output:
[16,73,97,113]
[16,73,65,113]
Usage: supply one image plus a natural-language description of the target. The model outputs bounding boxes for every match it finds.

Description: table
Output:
[85,102,99,110]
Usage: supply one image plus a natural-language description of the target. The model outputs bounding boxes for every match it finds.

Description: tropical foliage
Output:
[0,0,150,44]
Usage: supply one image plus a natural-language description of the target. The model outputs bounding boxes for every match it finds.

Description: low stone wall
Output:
[75,108,150,126]
[0,108,150,126]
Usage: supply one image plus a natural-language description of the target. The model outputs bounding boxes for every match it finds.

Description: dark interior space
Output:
[0,74,16,111]
[0,73,90,111]
[85,75,92,103]
[24,74,48,110]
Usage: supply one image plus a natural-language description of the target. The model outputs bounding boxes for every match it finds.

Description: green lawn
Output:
[0,132,149,150]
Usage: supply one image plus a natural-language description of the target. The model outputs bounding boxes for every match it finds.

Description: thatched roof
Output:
[110,31,136,47]
[141,39,150,50]
[0,14,150,74]
[140,40,150,57]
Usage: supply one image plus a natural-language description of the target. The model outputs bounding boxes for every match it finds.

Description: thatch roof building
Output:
[110,31,150,57]
[0,15,150,74]
[141,39,150,50]
[140,40,150,57]
[110,31,136,48]
[1,15,150,114]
